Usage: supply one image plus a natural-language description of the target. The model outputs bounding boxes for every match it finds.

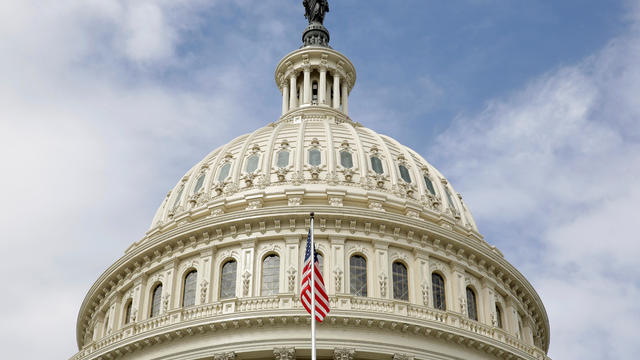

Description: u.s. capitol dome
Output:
[72,4,551,360]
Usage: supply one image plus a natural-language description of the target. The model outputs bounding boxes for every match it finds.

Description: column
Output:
[319,67,327,105]
[341,81,349,115]
[332,73,340,109]
[289,74,298,110]
[303,67,311,105]
[281,83,289,115]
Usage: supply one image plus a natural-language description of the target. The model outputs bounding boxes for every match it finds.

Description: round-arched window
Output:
[466,287,478,321]
[182,270,197,307]
[220,260,237,299]
[193,173,206,193]
[150,284,163,318]
[392,262,409,301]
[261,255,280,295]
[350,255,367,297]
[432,273,446,310]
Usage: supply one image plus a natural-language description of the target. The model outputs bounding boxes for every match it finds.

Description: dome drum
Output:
[75,207,550,360]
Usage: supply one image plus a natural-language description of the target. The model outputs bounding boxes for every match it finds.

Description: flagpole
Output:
[310,212,316,360]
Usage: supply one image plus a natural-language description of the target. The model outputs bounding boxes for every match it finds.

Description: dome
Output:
[147,110,478,237]
[72,4,551,360]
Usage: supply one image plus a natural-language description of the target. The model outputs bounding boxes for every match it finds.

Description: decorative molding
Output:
[274,347,296,360]
[333,347,356,360]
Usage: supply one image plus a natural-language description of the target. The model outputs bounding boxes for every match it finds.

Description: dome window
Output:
[150,284,163,318]
[218,163,231,182]
[349,255,367,297]
[398,165,411,183]
[172,187,184,209]
[423,176,436,196]
[392,262,409,301]
[123,299,132,325]
[466,287,478,321]
[220,260,237,299]
[182,270,197,308]
[340,150,353,168]
[444,187,457,210]
[370,156,384,174]
[312,81,318,104]
[193,173,206,193]
[277,150,290,168]
[432,273,446,310]
[246,154,259,173]
[308,149,321,166]
[496,304,504,329]
[261,254,280,296]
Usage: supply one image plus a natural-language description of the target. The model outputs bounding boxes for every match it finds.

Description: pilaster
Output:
[242,240,256,297]
[330,237,346,294]
[373,241,389,299]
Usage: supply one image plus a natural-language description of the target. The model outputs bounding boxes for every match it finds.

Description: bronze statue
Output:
[303,0,329,24]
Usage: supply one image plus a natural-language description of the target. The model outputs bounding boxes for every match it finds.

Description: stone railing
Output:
[73,294,547,360]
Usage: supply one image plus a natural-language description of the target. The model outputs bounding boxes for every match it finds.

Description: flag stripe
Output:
[300,228,330,322]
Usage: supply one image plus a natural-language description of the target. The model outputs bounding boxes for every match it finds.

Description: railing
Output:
[74,294,547,360]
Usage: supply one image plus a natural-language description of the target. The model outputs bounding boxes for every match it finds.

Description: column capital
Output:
[303,65,312,73]
[334,347,356,360]
[273,347,296,360]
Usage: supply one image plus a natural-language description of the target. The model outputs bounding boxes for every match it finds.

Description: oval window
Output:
[398,165,411,183]
[277,151,289,168]
[246,154,259,173]
[370,156,384,174]
[340,151,353,168]
[309,149,321,166]
[218,163,231,182]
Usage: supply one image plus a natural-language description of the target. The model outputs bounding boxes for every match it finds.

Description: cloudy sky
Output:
[0,0,638,359]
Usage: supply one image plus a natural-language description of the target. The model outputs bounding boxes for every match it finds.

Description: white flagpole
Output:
[310,212,316,360]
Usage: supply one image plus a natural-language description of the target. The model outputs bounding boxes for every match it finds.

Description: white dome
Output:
[72,7,551,360]
[148,108,478,237]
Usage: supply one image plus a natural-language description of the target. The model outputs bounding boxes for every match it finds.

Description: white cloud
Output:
[431,4,640,359]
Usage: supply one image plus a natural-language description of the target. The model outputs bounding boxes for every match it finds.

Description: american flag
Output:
[300,229,330,322]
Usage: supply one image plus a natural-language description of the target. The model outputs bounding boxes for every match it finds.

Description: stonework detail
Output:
[274,347,296,360]
[334,348,356,360]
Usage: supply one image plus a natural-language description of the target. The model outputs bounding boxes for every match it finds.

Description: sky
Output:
[0,0,638,359]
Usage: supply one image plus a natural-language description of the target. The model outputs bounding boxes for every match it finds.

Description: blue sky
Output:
[0,1,638,359]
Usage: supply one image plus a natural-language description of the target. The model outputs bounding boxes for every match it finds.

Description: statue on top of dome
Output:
[303,0,329,24]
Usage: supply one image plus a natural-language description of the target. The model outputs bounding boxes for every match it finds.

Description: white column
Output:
[289,74,298,110]
[319,67,327,105]
[281,83,289,115]
[303,67,311,105]
[332,73,340,109]
[341,82,348,115]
